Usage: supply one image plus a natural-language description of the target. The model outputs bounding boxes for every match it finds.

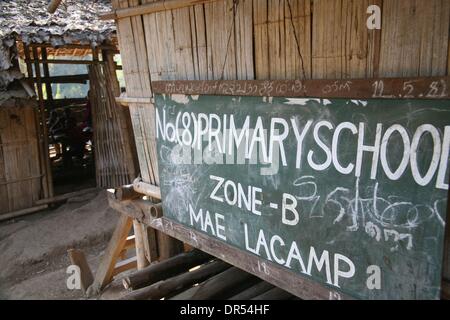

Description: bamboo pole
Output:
[122,249,211,290]
[27,74,90,84]
[24,44,49,200]
[133,220,150,269]
[41,47,54,105]
[31,46,54,198]
[100,0,219,20]
[133,178,161,199]
[0,204,48,222]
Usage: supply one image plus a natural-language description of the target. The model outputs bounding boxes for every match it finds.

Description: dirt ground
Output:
[0,190,123,300]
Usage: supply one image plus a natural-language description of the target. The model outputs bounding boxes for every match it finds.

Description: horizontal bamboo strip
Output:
[25,59,103,65]
[100,0,219,20]
[0,205,48,222]
[115,96,153,106]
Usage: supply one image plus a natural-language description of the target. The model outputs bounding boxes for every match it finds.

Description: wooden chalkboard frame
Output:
[150,76,450,300]
[109,196,354,300]
[152,76,450,100]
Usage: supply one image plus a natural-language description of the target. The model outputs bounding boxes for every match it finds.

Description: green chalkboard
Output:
[154,94,450,299]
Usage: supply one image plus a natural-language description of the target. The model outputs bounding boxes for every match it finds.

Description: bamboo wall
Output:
[111,0,450,284]
[0,106,42,215]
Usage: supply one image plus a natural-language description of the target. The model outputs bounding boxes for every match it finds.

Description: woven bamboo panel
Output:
[0,106,42,215]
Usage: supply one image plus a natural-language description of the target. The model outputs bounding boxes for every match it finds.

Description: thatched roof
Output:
[0,0,115,46]
[0,0,116,99]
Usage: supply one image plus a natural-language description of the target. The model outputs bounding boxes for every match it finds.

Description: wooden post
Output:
[157,232,185,261]
[41,47,54,106]
[142,225,158,263]
[23,44,49,200]
[31,45,54,198]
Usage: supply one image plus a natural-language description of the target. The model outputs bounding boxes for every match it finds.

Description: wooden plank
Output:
[44,98,88,108]
[87,214,133,296]
[151,77,450,99]
[113,256,138,276]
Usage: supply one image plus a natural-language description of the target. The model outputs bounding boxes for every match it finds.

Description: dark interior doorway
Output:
[21,43,129,199]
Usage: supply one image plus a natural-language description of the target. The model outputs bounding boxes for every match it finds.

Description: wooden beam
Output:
[47,0,62,13]
[115,95,153,107]
[100,0,219,20]
[44,98,88,108]
[87,214,133,296]
[32,46,54,198]
[28,74,90,84]
[151,77,450,100]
